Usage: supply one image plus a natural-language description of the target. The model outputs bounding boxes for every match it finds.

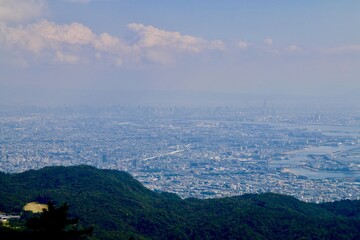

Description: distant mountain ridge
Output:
[1,165,360,239]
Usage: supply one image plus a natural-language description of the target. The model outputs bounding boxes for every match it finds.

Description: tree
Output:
[25,201,93,240]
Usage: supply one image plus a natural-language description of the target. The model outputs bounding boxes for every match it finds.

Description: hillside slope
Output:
[1,165,360,239]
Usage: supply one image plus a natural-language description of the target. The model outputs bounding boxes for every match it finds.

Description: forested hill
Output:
[1,165,360,240]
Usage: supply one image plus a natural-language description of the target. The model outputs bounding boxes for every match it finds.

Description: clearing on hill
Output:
[23,202,48,213]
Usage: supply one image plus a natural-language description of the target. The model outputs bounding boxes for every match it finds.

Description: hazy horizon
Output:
[1,0,359,107]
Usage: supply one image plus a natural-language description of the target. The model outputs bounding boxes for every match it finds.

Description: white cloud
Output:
[0,0,46,23]
[56,50,78,64]
[1,20,225,65]
[264,38,273,46]
[128,23,225,53]
[285,45,302,53]
[92,32,129,52]
[238,41,248,49]
[3,20,95,53]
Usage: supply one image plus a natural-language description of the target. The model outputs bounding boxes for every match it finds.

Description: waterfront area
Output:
[1,106,360,203]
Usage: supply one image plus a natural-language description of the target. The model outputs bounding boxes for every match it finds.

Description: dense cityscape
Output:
[1,106,360,203]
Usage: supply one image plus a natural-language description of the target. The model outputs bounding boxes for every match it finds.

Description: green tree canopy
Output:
[25,201,93,240]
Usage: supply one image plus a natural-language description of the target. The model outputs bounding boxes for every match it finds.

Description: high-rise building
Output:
[1,146,6,161]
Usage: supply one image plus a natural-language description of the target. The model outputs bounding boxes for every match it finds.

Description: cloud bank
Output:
[0,0,358,68]
[0,1,225,65]
[0,19,225,65]
[128,23,225,53]
[0,0,46,23]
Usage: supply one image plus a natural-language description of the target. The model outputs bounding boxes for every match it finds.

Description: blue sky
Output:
[0,0,359,106]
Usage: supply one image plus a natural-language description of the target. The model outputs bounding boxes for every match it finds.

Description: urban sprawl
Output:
[1,106,360,203]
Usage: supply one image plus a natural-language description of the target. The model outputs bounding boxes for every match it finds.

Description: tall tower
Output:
[1,146,6,161]
[263,99,268,116]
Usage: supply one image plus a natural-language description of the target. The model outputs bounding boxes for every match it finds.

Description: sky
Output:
[0,0,359,107]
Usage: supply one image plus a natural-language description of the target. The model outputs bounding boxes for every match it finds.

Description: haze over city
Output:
[0,0,359,107]
[4,2,360,240]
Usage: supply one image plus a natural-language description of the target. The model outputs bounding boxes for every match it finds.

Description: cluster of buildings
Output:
[1,106,360,203]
